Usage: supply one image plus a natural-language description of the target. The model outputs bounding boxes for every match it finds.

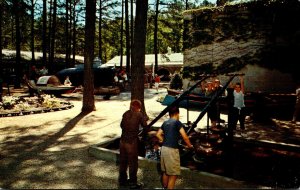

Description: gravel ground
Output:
[0,88,216,189]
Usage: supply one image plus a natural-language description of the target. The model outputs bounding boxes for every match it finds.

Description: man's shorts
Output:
[155,82,159,88]
[160,146,180,175]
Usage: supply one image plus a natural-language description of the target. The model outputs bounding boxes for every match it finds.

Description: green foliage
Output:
[1,0,209,75]
[146,0,188,54]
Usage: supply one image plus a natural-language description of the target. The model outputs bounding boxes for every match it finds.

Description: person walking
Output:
[119,99,149,189]
[114,73,119,86]
[156,106,193,189]
[154,74,161,94]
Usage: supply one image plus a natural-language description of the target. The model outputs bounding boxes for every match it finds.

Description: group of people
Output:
[119,100,193,189]
[194,76,246,131]
[114,69,128,90]
[30,65,48,82]
[198,78,224,128]
[118,76,247,189]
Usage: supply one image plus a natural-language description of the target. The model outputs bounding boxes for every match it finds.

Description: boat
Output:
[24,75,75,96]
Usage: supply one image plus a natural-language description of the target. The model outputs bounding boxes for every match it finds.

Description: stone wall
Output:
[182,0,300,93]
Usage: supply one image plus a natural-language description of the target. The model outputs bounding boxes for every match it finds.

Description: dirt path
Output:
[0,88,211,189]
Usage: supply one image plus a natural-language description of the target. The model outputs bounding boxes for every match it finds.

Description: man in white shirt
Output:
[114,73,119,86]
[229,76,246,130]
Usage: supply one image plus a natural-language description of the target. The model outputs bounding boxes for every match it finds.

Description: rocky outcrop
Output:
[184,38,265,68]
[182,0,300,93]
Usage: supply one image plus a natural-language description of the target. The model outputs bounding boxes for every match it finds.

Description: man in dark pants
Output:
[226,86,235,131]
[119,99,148,189]
[224,76,246,176]
[227,76,246,131]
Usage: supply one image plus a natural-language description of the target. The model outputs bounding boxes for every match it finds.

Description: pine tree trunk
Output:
[0,2,3,100]
[131,0,148,113]
[42,0,47,68]
[125,0,130,74]
[82,0,96,113]
[14,0,22,88]
[30,0,36,70]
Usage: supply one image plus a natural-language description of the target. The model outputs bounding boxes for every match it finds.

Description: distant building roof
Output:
[2,49,85,62]
[105,53,183,67]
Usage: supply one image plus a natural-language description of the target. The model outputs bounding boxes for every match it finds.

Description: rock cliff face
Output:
[182,0,300,93]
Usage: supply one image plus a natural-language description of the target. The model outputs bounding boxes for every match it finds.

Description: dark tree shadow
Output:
[1,110,92,186]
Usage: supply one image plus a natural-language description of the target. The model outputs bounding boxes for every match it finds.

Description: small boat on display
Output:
[24,75,75,96]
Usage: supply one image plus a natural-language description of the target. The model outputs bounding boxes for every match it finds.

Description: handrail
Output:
[147,75,210,128]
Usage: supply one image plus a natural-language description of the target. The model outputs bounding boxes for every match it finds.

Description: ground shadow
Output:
[0,110,92,188]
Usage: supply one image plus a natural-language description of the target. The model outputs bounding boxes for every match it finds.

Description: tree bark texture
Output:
[42,0,47,68]
[30,0,36,68]
[125,0,131,74]
[154,0,159,74]
[14,0,21,88]
[82,0,96,113]
[131,0,148,113]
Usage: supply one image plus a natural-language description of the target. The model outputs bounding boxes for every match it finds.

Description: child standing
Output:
[232,76,246,130]
[156,106,193,189]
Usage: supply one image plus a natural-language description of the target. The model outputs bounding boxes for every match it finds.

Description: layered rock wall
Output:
[182,0,300,93]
